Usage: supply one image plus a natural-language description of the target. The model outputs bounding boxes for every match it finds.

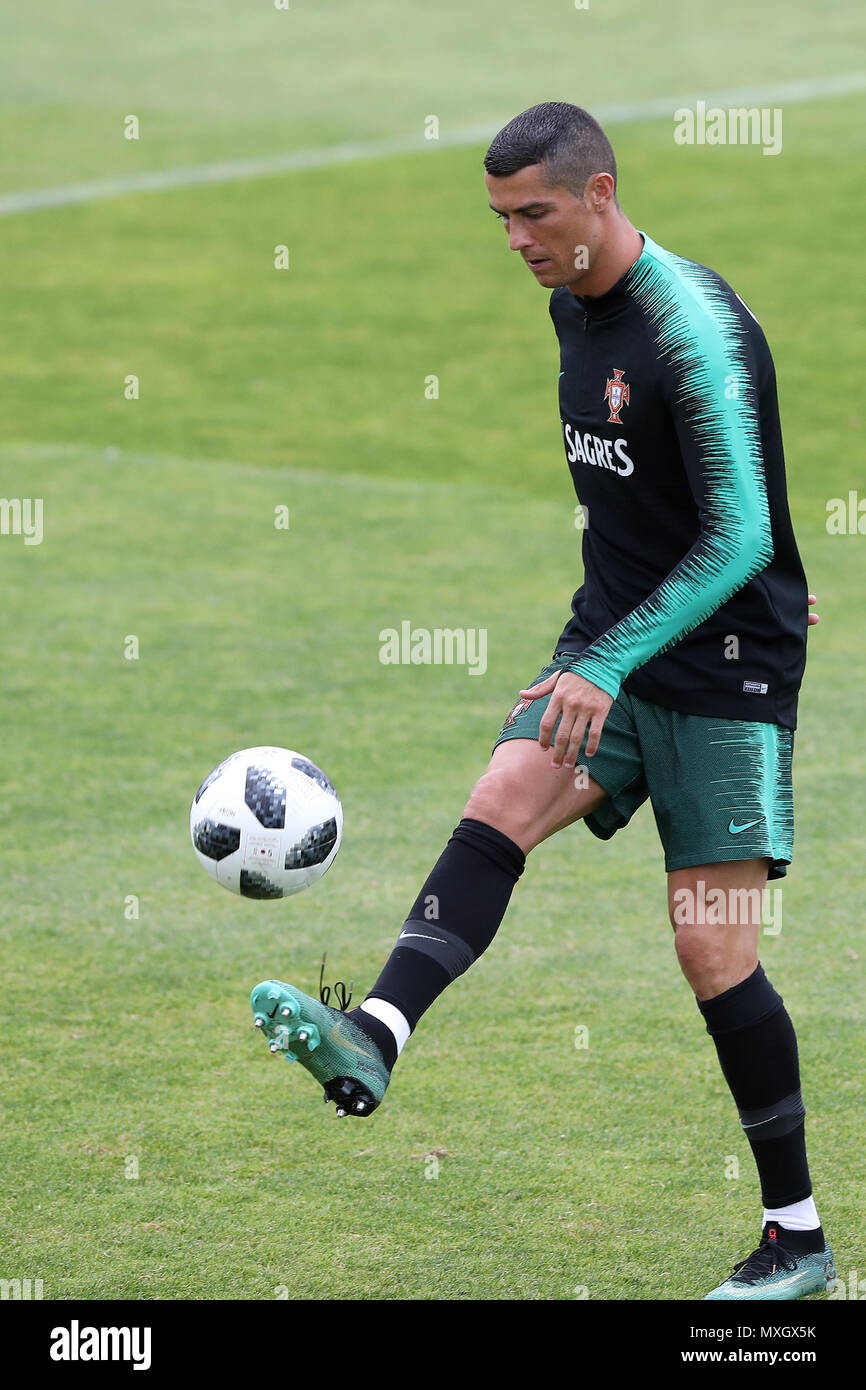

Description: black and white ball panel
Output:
[291,755,336,796]
[192,819,241,862]
[284,816,338,869]
[239,869,284,899]
[244,765,287,830]
[194,751,243,805]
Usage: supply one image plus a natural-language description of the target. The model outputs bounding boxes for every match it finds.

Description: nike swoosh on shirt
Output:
[728,818,763,835]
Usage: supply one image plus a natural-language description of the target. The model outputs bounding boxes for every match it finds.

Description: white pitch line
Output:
[2,71,864,218]
[5,441,533,503]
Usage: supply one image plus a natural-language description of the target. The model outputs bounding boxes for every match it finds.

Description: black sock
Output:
[762,1221,825,1256]
[346,1009,400,1072]
[352,818,526,1039]
[698,964,812,1208]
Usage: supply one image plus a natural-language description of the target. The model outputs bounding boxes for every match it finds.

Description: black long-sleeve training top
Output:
[550,230,808,729]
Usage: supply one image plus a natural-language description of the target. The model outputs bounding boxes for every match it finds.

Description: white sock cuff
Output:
[360,998,411,1055]
[762,1195,820,1231]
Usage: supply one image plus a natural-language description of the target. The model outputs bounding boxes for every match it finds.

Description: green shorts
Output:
[494,652,794,879]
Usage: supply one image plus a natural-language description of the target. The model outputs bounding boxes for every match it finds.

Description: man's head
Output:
[483,102,626,294]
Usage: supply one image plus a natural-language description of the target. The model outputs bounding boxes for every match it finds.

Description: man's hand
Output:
[519,669,613,767]
[516,592,818,773]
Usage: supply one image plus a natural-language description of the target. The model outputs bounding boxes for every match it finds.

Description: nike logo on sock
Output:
[398,931,447,944]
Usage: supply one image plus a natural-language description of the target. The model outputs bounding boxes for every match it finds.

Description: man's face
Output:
[484,163,600,291]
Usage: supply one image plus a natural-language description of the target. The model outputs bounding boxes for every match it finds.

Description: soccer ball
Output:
[190,746,342,899]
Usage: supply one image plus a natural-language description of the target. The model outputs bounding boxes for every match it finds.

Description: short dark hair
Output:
[484,102,617,198]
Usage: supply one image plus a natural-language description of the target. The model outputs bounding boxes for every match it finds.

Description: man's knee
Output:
[462,762,537,847]
[668,862,768,986]
[673,924,723,974]
[672,914,760,996]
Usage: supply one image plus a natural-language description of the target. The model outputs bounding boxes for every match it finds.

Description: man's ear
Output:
[585,172,615,211]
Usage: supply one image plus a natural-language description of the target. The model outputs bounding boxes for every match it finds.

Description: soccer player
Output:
[251,103,833,1301]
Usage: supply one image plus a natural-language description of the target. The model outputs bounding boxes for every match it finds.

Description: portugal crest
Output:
[502,696,532,730]
[604,368,630,424]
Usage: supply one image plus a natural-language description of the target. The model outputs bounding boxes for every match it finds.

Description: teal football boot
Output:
[250,967,391,1117]
[705,1223,835,1300]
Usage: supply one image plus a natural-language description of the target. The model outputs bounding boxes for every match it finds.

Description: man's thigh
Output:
[463,736,608,852]
[466,651,651,852]
[488,652,649,851]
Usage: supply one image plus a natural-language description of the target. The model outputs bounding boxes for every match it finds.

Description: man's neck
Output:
[568,221,644,299]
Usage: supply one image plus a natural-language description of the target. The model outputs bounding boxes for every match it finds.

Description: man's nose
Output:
[508,223,534,252]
